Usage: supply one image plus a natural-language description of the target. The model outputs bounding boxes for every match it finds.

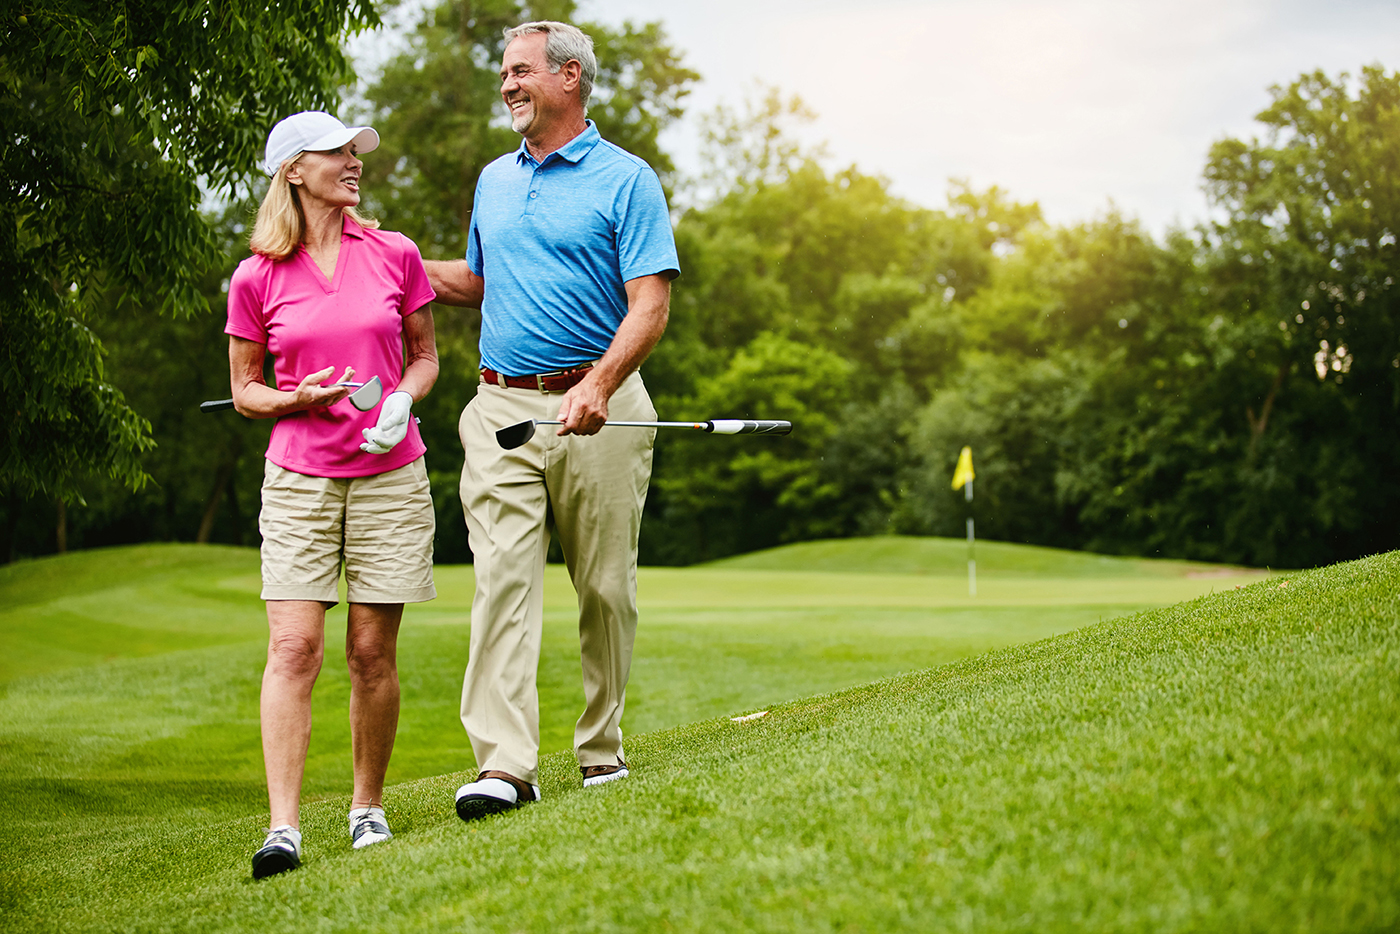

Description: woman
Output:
[225,111,439,879]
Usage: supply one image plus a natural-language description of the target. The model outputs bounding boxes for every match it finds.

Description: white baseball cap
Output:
[263,111,380,177]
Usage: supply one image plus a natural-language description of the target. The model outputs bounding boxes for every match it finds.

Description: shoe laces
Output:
[349,806,391,838]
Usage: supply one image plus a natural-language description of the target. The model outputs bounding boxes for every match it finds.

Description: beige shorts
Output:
[259,457,437,605]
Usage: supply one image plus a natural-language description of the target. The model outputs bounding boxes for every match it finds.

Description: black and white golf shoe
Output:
[251,825,302,879]
[454,771,540,822]
[349,806,393,849]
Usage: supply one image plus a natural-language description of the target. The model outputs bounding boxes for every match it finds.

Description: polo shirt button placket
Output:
[526,165,542,215]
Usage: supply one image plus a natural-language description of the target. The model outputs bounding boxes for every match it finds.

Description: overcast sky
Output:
[560,0,1400,234]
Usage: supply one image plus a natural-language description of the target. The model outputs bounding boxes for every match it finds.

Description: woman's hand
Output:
[292,365,356,409]
[229,337,361,418]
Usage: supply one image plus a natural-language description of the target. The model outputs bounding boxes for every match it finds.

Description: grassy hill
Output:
[8,538,1383,931]
[0,537,1259,790]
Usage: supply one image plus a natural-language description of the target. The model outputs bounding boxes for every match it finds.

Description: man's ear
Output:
[561,59,582,94]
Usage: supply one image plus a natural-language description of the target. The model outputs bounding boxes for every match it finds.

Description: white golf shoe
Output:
[251,825,302,879]
[349,806,393,849]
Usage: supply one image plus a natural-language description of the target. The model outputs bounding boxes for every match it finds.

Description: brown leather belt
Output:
[480,364,593,393]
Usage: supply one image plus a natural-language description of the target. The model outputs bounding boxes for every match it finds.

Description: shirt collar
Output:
[297,214,365,256]
[514,120,602,167]
[341,214,367,239]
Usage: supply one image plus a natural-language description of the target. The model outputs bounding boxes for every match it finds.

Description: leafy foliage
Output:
[8,17,1396,574]
[1196,66,1400,562]
[2,1,698,562]
[1,0,379,505]
[642,68,1400,568]
[640,96,1036,562]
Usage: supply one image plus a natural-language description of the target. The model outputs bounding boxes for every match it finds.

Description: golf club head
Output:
[496,419,540,450]
[348,376,383,412]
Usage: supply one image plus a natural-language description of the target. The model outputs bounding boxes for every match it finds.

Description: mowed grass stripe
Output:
[635,567,1260,608]
[3,550,1394,932]
[701,534,1255,579]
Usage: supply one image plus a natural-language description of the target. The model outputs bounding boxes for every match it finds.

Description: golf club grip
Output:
[532,421,707,429]
[708,419,793,436]
[200,399,236,413]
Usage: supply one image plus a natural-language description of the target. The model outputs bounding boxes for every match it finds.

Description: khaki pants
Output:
[458,372,655,784]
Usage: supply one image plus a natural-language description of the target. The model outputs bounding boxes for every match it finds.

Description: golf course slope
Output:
[2,546,1396,932]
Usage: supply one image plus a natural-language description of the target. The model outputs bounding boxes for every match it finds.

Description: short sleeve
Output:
[615,167,680,282]
[465,176,486,276]
[225,258,269,343]
[397,234,437,317]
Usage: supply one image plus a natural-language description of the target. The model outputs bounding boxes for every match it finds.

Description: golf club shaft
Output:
[199,378,381,415]
[532,419,792,434]
[531,420,707,430]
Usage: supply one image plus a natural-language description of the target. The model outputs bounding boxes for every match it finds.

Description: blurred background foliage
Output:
[4,0,1397,570]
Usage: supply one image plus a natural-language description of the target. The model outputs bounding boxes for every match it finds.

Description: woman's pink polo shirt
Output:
[225,218,436,478]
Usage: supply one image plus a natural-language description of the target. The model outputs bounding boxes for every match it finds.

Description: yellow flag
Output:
[951,446,975,490]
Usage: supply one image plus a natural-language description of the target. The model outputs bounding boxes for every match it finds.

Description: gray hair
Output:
[503,21,597,111]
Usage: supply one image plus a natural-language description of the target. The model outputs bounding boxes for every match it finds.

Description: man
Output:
[425,20,679,820]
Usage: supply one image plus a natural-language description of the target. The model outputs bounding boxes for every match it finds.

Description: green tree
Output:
[648,333,852,562]
[692,83,825,204]
[1192,64,1400,563]
[1,0,379,521]
[357,0,698,257]
[641,93,1021,562]
[899,67,1400,567]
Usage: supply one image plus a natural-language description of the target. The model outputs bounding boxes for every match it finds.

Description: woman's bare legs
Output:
[261,600,328,829]
[345,602,404,810]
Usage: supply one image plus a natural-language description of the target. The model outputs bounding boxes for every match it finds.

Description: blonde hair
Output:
[248,154,379,261]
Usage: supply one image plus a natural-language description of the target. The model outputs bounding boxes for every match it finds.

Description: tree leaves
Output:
[646,68,1400,568]
[1,0,379,501]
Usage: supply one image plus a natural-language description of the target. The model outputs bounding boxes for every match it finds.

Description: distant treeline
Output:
[6,0,1396,570]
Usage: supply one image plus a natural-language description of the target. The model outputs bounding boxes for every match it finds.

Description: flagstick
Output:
[965,478,976,597]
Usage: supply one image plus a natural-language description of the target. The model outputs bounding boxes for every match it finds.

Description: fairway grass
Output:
[5,536,1338,931]
[0,538,1261,796]
[0,547,1392,931]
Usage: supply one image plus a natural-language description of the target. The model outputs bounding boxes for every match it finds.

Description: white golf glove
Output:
[360,391,413,454]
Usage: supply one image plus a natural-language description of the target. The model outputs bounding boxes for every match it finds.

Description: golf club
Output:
[199,376,384,414]
[496,418,793,450]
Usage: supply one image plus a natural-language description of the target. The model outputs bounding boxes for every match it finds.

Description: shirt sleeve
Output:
[615,167,680,282]
[398,234,437,316]
[224,258,268,343]
[465,175,486,276]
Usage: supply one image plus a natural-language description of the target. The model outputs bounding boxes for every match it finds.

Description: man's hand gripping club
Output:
[554,376,611,437]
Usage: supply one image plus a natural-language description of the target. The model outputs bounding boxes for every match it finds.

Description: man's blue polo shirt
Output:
[466,121,680,375]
